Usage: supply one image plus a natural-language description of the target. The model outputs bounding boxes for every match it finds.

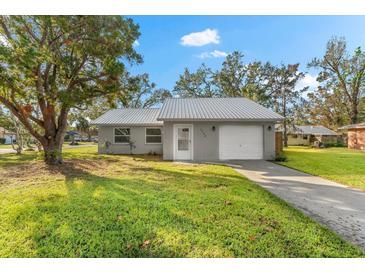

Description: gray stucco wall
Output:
[163,121,275,161]
[97,126,163,155]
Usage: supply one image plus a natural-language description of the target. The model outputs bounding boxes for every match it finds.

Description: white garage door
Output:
[219,125,263,160]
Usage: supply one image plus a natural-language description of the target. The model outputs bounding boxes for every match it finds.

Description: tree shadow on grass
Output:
[4,155,364,258]
[6,159,237,258]
[0,151,41,168]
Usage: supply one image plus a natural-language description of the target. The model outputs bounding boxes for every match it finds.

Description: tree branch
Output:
[28,114,44,127]
[0,18,12,41]
[21,20,40,44]
[323,56,352,100]
[0,95,46,144]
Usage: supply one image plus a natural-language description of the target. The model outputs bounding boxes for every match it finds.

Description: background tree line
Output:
[173,37,365,145]
[0,15,364,164]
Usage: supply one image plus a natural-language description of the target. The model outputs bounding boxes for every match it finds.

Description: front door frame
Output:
[173,124,193,161]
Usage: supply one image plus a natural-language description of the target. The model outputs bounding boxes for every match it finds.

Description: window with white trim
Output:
[146,128,162,144]
[114,127,130,143]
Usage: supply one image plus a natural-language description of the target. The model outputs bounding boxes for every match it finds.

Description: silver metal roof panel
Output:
[157,98,284,121]
[91,108,163,126]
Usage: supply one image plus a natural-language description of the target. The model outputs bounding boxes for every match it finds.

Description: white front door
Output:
[174,124,193,160]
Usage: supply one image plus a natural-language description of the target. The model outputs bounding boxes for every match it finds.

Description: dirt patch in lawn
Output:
[0,158,111,190]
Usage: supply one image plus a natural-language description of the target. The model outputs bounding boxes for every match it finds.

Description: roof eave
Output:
[157,118,284,122]
[90,123,163,127]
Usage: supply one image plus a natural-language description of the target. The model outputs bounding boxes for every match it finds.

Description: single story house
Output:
[286,125,338,146]
[0,127,15,144]
[91,98,284,161]
[339,123,365,150]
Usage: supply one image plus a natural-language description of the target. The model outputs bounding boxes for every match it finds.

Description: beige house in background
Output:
[285,125,338,146]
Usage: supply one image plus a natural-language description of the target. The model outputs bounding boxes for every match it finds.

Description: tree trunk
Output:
[283,119,288,147]
[41,107,68,165]
[11,117,23,155]
[282,88,288,147]
[350,102,358,124]
[43,139,63,165]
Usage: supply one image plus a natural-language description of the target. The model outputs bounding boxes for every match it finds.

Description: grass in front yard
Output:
[0,147,363,258]
[280,146,365,190]
[0,144,14,149]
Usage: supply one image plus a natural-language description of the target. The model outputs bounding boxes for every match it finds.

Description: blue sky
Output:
[128,16,365,91]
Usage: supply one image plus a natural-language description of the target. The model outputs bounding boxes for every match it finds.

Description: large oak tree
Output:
[0,16,141,164]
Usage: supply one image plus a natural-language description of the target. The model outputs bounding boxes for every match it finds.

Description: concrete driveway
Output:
[228,160,365,251]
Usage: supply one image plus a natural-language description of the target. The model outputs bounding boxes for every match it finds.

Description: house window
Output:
[114,128,130,144]
[303,135,308,140]
[146,128,162,144]
[292,134,298,139]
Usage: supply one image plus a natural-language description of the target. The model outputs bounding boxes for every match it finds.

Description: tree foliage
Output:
[215,51,268,103]
[173,64,219,98]
[263,63,307,146]
[118,72,171,108]
[306,86,350,129]
[0,16,141,164]
[308,37,365,124]
[173,52,308,146]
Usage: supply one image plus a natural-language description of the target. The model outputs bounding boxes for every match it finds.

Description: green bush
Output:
[275,152,287,162]
[324,142,346,148]
[0,138,5,144]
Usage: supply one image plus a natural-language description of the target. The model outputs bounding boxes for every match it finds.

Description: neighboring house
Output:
[286,125,338,146]
[91,98,283,161]
[339,123,365,150]
[0,127,16,144]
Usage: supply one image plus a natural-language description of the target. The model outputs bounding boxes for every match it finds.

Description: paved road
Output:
[229,160,365,251]
[0,148,16,154]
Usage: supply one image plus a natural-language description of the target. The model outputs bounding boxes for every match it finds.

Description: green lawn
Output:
[0,144,14,149]
[0,147,363,257]
[280,146,365,190]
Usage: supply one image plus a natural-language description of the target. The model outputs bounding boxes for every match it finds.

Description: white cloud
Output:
[296,73,319,91]
[133,40,140,47]
[180,28,220,47]
[210,50,228,58]
[197,50,228,59]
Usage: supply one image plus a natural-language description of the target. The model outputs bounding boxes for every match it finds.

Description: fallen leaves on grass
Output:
[140,240,151,249]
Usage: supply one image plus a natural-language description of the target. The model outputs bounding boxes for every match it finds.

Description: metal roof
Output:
[90,108,163,126]
[338,123,365,130]
[157,98,284,121]
[293,125,337,135]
